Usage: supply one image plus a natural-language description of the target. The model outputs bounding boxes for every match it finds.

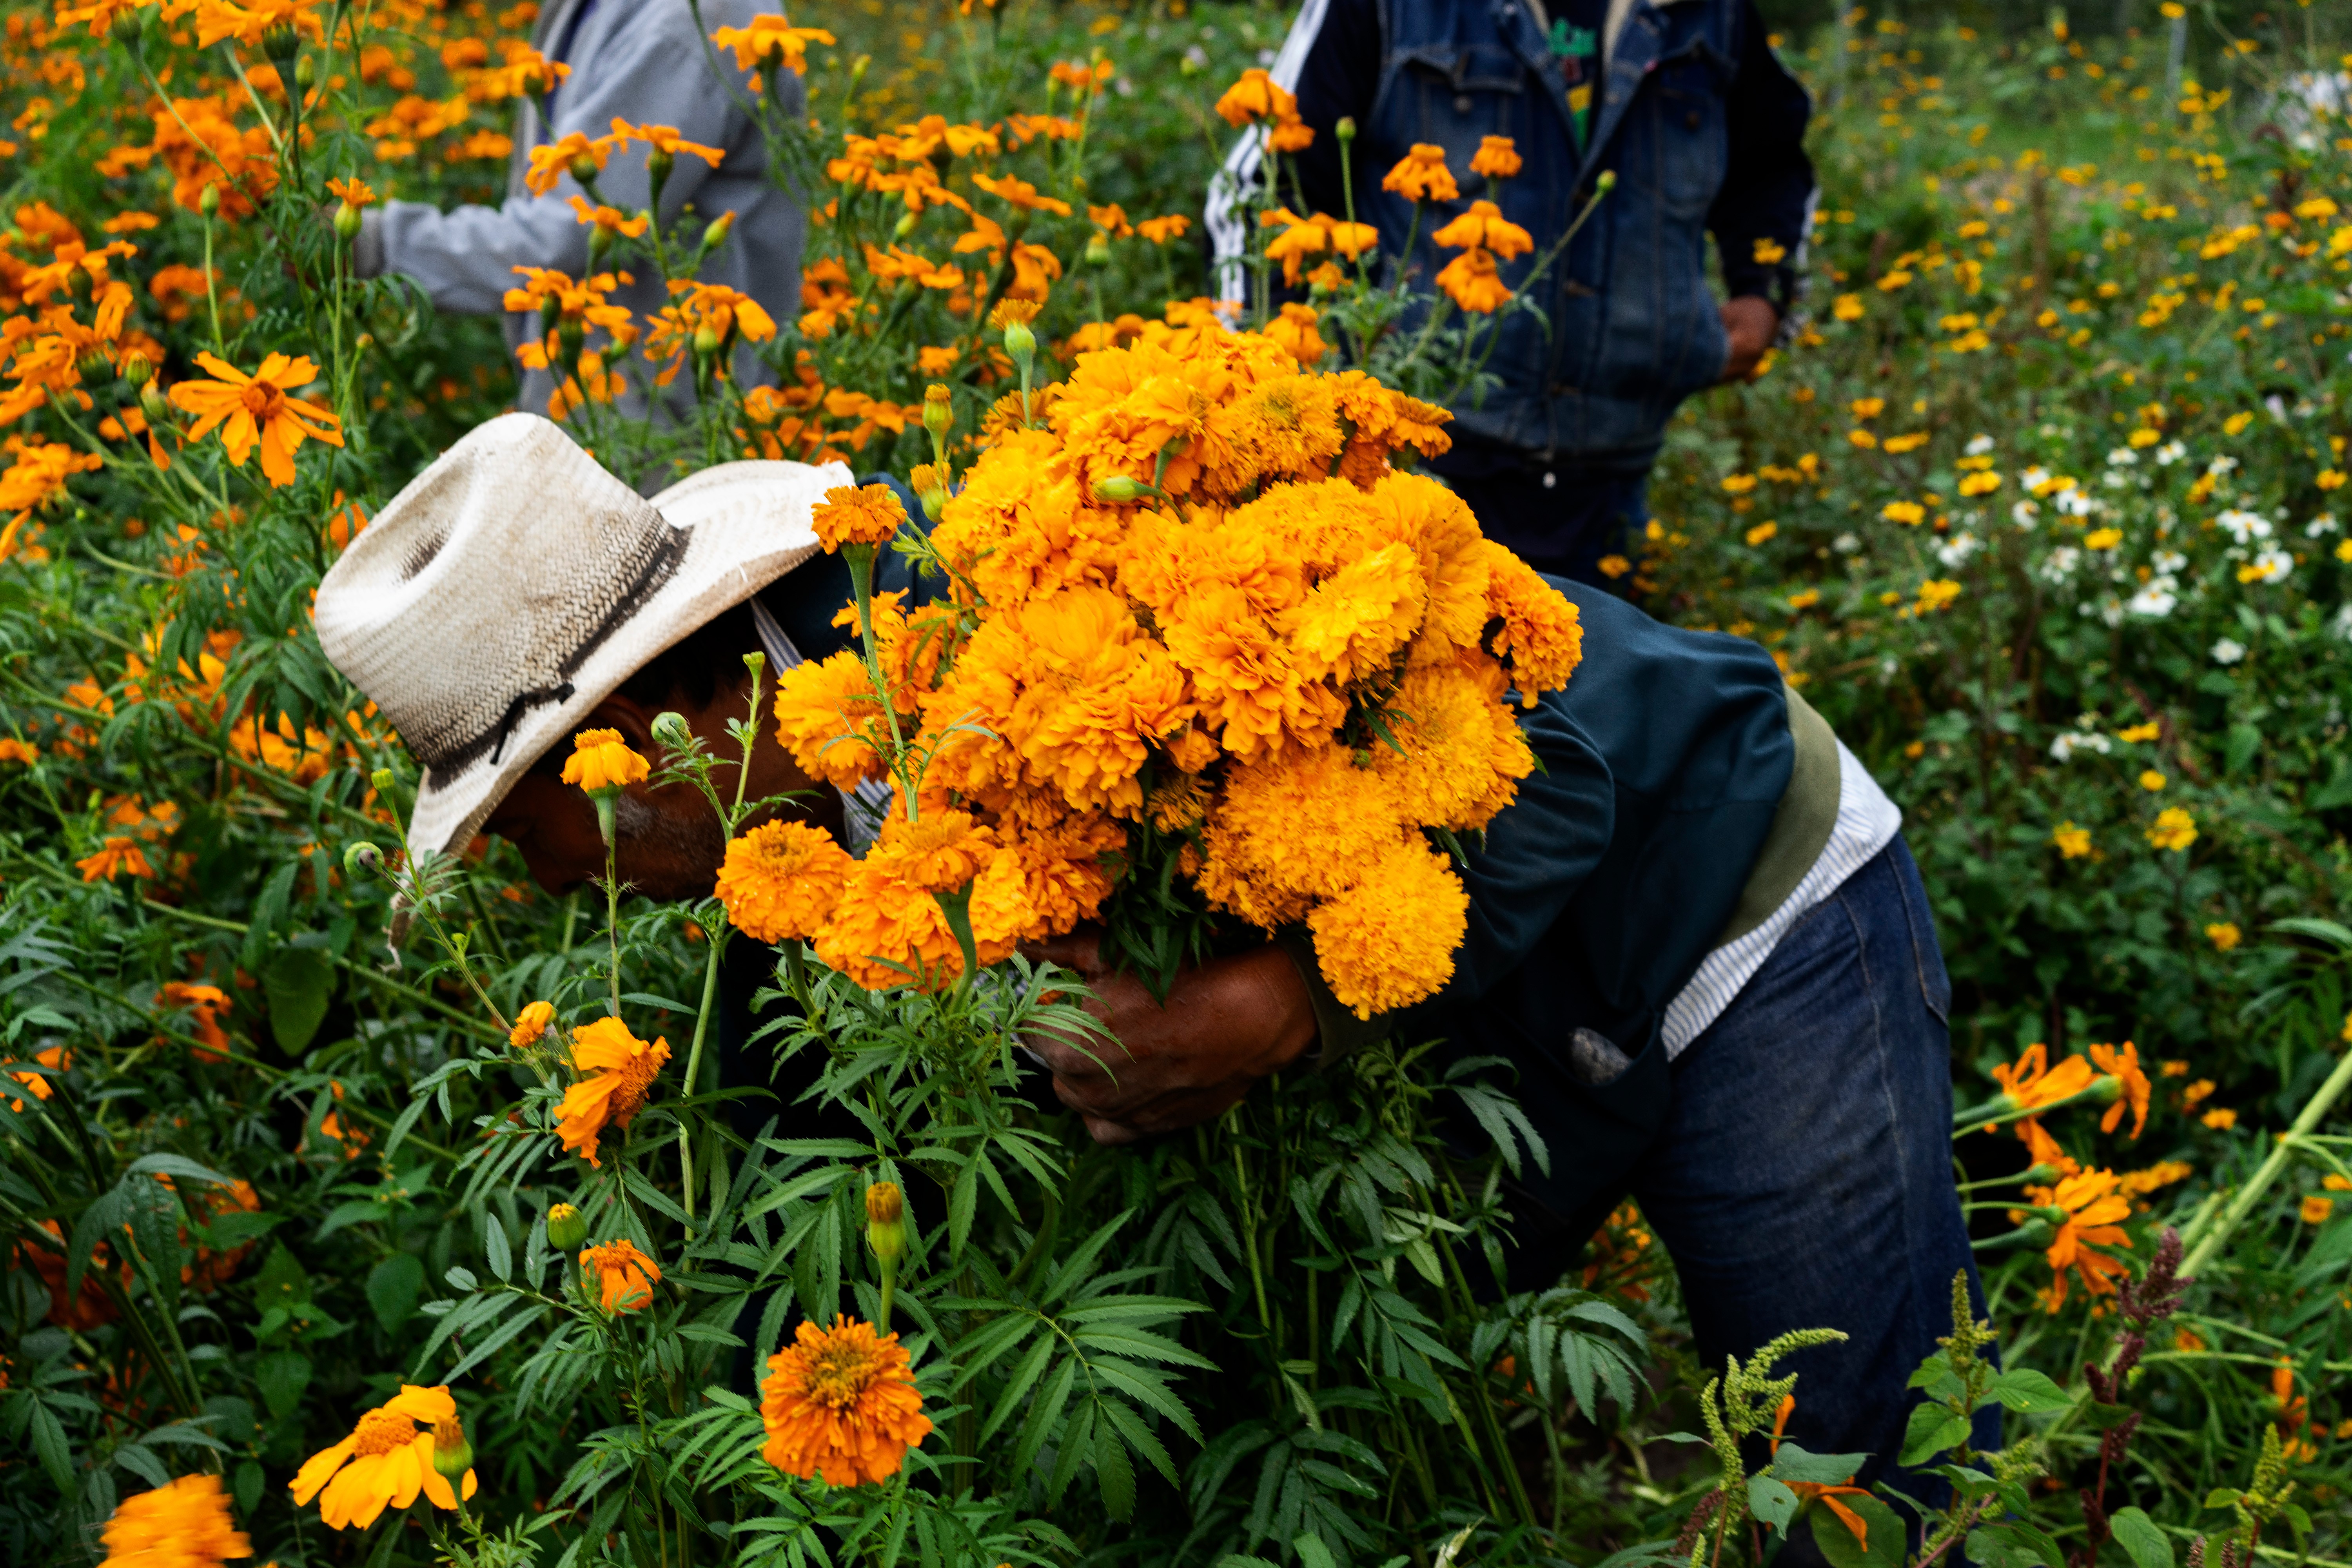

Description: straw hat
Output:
[315,412,849,860]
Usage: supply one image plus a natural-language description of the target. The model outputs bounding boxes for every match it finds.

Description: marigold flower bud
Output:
[295,55,318,91]
[333,202,363,243]
[1336,116,1356,143]
[1084,231,1112,267]
[1002,318,1036,363]
[342,841,383,878]
[693,325,722,358]
[893,210,919,241]
[545,1201,588,1250]
[110,7,146,47]
[430,1414,473,1481]
[510,999,556,1052]
[647,147,674,186]
[702,210,737,250]
[921,383,953,441]
[199,183,221,218]
[849,53,870,87]
[140,384,171,425]
[570,152,601,185]
[121,352,152,387]
[866,1181,906,1263]
[261,20,301,63]
[649,711,693,752]
[1091,474,1152,503]
[1594,169,1618,193]
[370,767,396,792]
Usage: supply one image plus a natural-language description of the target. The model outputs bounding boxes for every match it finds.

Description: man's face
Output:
[483,771,726,902]
[479,680,837,904]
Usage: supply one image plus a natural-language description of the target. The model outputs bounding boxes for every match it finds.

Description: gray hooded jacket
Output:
[355,0,804,420]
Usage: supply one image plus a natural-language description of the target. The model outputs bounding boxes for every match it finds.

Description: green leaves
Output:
[1810,1493,1907,1568]
[1898,1401,1975,1467]
[1986,1368,2072,1413]
[2107,1506,2177,1568]
[262,944,336,1052]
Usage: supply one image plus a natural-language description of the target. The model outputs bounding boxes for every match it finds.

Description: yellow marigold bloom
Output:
[168,352,345,489]
[1832,293,1864,321]
[100,1472,250,1568]
[711,17,834,75]
[78,836,157,883]
[2034,1168,2134,1311]
[1371,659,1533,834]
[2117,1160,2191,1198]
[2147,806,2197,852]
[1992,1043,2097,1113]
[1382,143,1459,203]
[1308,839,1470,1018]
[2138,769,2166,791]
[1468,134,1522,179]
[1214,67,1294,128]
[2205,921,2241,951]
[1882,501,1926,525]
[815,813,1031,989]
[760,1315,932,1486]
[1198,745,1409,924]
[561,727,649,793]
[1958,470,2002,496]
[556,1017,670,1167]
[715,820,852,943]
[2051,821,2092,858]
[2299,1195,2334,1225]
[771,650,893,790]
[1265,302,1329,366]
[1481,544,1584,703]
[509,1000,555,1051]
[812,482,907,553]
[1280,540,1426,684]
[524,129,615,194]
[1915,579,1961,615]
[2089,1040,2150,1139]
[1432,200,1534,261]
[579,1238,661,1313]
[1434,247,1511,314]
[192,0,328,49]
[2201,1107,2236,1130]
[289,1385,477,1530]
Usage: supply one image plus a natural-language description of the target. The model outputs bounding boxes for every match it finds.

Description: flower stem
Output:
[2179,1044,2352,1278]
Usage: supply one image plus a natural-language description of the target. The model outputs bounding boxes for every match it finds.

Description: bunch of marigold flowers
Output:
[731,321,1586,1016]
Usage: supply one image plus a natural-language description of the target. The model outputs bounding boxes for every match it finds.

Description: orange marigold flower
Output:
[2089,1040,2151,1139]
[1435,247,1512,313]
[167,352,344,488]
[812,482,908,553]
[971,172,1073,217]
[760,1315,933,1486]
[77,836,156,883]
[3,1045,69,1113]
[1268,110,1316,154]
[1308,839,1470,1018]
[0,738,37,765]
[1265,301,1328,366]
[560,727,648,793]
[1381,143,1459,203]
[289,1385,477,1530]
[1214,68,1295,128]
[579,1238,661,1313]
[814,813,1032,990]
[1137,214,1191,245]
[770,650,893,790]
[715,820,853,943]
[555,1016,670,1167]
[524,130,615,195]
[192,0,329,51]
[158,981,232,1063]
[1432,200,1534,261]
[608,120,727,169]
[1481,543,1584,701]
[325,176,377,209]
[508,1000,555,1051]
[1468,135,1523,179]
[100,1472,251,1568]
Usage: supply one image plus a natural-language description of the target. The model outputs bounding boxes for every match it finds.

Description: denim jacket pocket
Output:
[1396,47,1525,200]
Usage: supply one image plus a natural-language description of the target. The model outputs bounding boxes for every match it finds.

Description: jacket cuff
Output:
[1273,931,1394,1068]
[352,209,386,280]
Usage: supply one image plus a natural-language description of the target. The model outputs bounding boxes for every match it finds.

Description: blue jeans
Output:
[1628,837,1996,1541]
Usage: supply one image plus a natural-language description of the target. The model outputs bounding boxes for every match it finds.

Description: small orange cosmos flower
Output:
[290,1385,477,1529]
[2088,1040,2151,1138]
[167,352,345,488]
[1469,135,1523,179]
[1433,200,1535,261]
[1382,143,1459,203]
[77,836,156,883]
[1435,248,1512,314]
[1991,1042,2098,1115]
[560,728,648,793]
[326,176,377,209]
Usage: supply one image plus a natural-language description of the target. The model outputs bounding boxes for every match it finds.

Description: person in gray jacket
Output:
[352,0,804,420]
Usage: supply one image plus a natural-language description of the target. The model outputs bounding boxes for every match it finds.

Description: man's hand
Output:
[1719,295,1781,382]
[1024,933,1319,1145]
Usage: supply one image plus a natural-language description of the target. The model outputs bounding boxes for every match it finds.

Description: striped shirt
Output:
[1659,739,1903,1057]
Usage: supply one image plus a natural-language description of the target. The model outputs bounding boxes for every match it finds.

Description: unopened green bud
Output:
[140,384,171,425]
[849,53,871,87]
[121,352,152,387]
[1001,318,1036,362]
[921,383,953,441]
[2021,1162,2061,1185]
[370,767,396,792]
[1084,231,1112,267]
[294,54,317,91]
[649,711,693,751]
[741,649,767,677]
[546,1201,589,1250]
[1594,169,1618,194]
[557,317,585,360]
[647,147,674,187]
[1090,474,1152,504]
[1336,116,1356,143]
[570,152,601,184]
[430,1413,474,1481]
[865,1181,906,1265]
[110,7,146,48]
[701,210,737,251]
[342,841,384,877]
[893,209,919,241]
[333,202,362,243]
[261,20,301,64]
[199,183,221,218]
[693,325,722,359]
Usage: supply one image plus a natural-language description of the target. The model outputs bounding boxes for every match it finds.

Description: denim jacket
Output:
[1210,0,1813,479]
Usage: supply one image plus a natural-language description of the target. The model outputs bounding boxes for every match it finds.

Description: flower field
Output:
[0,2,2349,1567]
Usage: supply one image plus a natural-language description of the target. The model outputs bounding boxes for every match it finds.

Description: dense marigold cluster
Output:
[756,328,1584,1014]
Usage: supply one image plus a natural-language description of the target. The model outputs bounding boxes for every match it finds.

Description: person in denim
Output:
[1206,0,1814,584]
[1027,577,1999,1551]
